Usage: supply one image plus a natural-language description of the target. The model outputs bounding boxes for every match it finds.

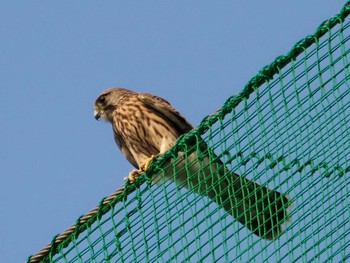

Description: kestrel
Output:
[94,87,290,240]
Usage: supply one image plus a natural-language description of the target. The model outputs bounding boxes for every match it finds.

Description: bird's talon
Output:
[124,170,142,183]
[140,155,155,171]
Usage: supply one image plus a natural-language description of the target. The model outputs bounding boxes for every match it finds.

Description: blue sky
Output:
[0,1,346,262]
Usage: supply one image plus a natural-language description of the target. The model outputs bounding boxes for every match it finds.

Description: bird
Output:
[94,87,290,240]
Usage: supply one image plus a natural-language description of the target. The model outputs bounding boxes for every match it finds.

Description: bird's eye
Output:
[98,96,106,104]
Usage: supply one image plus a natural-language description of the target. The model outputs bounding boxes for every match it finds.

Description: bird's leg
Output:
[124,170,142,183]
[123,155,155,183]
[139,155,155,171]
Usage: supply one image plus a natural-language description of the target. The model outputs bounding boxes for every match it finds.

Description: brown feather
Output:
[94,87,291,240]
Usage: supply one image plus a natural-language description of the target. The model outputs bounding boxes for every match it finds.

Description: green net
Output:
[28,3,350,263]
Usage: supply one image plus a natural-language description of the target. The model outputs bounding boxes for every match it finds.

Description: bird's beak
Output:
[94,110,101,120]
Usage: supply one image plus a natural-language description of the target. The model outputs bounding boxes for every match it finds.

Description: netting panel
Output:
[28,3,350,263]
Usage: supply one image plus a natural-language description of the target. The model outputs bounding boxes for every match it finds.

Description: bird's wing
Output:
[139,93,219,157]
[138,93,194,135]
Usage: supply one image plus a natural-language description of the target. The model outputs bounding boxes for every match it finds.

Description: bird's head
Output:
[94,88,131,122]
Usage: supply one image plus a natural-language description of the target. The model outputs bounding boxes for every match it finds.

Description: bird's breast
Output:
[114,106,179,166]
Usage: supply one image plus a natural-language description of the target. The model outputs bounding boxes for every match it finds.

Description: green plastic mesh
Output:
[28,3,350,263]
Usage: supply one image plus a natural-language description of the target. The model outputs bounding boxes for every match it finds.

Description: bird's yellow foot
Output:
[124,155,155,183]
[124,170,142,183]
[139,155,155,171]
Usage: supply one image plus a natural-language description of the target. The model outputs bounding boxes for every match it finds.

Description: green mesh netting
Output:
[28,3,350,263]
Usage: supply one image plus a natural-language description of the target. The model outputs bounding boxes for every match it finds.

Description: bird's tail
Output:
[210,168,290,240]
[174,150,291,240]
